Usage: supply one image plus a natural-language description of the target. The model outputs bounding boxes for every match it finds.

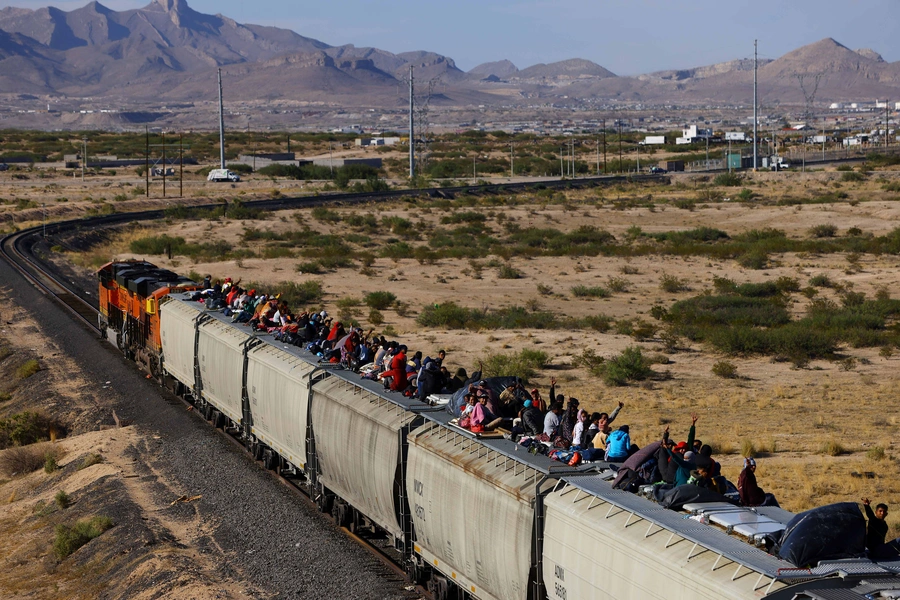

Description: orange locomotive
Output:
[97,260,198,376]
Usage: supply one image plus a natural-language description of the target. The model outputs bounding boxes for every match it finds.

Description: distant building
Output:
[829,103,844,110]
[312,158,382,169]
[676,125,713,145]
[876,100,888,109]
[725,132,746,141]
[640,135,666,145]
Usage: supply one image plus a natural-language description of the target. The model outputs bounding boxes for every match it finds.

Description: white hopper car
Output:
[152,294,900,600]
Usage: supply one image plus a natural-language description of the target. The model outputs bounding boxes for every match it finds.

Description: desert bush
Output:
[582,314,613,332]
[44,453,58,474]
[867,447,886,461]
[659,274,689,293]
[16,359,40,379]
[573,349,605,373]
[714,172,743,186]
[0,412,62,449]
[841,171,866,182]
[0,443,63,477]
[53,516,114,560]
[364,291,397,310]
[497,264,523,279]
[737,250,769,270]
[809,224,838,238]
[368,308,384,326]
[311,207,342,222]
[571,285,611,298]
[77,453,103,470]
[711,360,739,378]
[606,276,630,293]
[296,261,324,274]
[820,440,846,456]
[275,280,323,306]
[480,349,548,381]
[809,274,833,288]
[55,490,70,509]
[741,439,756,458]
[601,347,654,386]
[630,319,657,341]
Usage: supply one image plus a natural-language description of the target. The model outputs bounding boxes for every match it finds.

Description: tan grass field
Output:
[26,164,900,534]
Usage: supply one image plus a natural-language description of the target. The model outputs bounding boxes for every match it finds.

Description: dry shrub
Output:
[820,440,846,456]
[0,442,64,477]
[741,439,756,458]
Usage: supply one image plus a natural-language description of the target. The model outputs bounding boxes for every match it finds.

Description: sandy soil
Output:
[0,292,266,599]
[82,168,900,525]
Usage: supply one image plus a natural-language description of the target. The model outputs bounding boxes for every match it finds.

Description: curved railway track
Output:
[1,174,662,596]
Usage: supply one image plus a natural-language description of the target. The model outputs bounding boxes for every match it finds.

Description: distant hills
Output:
[1,0,899,113]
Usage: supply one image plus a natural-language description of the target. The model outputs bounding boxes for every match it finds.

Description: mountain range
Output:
[1,0,899,113]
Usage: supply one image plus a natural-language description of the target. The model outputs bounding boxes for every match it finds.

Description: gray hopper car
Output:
[148,294,900,600]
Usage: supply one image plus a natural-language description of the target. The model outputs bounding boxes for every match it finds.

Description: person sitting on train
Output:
[471,394,504,432]
[688,459,726,494]
[445,367,468,393]
[661,425,696,486]
[543,402,564,438]
[520,400,544,436]
[737,458,779,507]
[380,344,409,392]
[416,360,443,402]
[571,409,590,449]
[461,393,477,418]
[528,387,546,413]
[605,425,635,462]
[548,377,565,407]
[499,382,528,418]
[552,399,580,447]
[698,444,721,477]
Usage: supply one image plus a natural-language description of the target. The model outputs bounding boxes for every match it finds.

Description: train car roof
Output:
[558,474,900,584]
[168,293,442,415]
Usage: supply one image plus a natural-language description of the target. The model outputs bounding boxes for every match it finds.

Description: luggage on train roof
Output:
[774,502,866,567]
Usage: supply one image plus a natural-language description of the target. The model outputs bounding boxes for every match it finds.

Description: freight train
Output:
[98,260,900,600]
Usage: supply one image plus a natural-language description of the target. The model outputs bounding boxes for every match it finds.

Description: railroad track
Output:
[0,220,422,595]
[0,172,663,596]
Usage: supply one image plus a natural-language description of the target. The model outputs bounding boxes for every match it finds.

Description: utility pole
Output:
[728,138,732,173]
[636,142,640,173]
[887,102,890,149]
[473,155,476,179]
[329,141,334,176]
[180,133,184,198]
[408,65,415,180]
[705,136,709,171]
[162,131,166,198]
[823,124,826,161]
[603,119,607,174]
[753,40,758,171]
[596,136,600,175]
[560,146,563,177]
[617,121,623,173]
[145,126,150,197]
[510,142,514,178]
[81,136,86,182]
[217,68,226,169]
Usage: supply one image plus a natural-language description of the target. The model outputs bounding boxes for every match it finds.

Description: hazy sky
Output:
[3,0,898,74]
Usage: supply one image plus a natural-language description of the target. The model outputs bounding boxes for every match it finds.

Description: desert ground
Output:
[3,161,900,591]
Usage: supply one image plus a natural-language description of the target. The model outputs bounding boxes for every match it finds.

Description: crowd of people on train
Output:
[192,275,892,558]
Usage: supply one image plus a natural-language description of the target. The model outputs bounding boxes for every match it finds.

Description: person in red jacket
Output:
[380,345,408,391]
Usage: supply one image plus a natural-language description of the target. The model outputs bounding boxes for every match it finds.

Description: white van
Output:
[207,168,241,182]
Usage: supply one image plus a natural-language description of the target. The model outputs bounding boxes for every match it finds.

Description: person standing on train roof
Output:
[862,497,889,552]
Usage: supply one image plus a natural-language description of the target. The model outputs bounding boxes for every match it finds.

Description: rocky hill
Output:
[0,0,899,114]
